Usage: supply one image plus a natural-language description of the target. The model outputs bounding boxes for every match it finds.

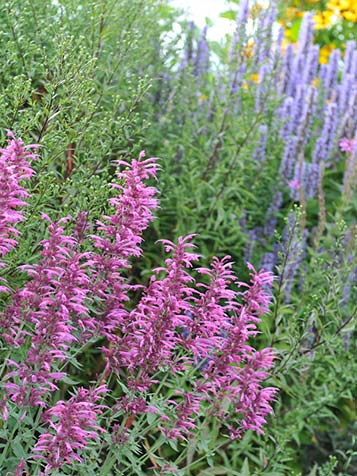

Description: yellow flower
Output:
[312,78,320,87]
[249,73,260,83]
[342,10,357,22]
[326,0,357,22]
[243,39,255,59]
[242,73,259,90]
[198,94,208,103]
[278,6,304,26]
[319,44,335,64]
[250,3,264,19]
[313,10,334,29]
[326,0,351,10]
[242,74,260,90]
[285,7,304,21]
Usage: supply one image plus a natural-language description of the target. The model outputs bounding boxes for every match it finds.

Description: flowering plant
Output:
[0,133,276,475]
[0,0,356,473]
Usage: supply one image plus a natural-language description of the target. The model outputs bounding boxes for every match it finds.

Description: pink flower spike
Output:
[288,179,301,190]
[339,137,355,153]
[33,386,107,472]
[0,132,37,261]
[89,151,159,339]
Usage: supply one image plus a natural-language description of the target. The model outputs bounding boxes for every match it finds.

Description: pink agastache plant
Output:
[0,133,276,474]
[0,131,38,290]
[339,137,356,153]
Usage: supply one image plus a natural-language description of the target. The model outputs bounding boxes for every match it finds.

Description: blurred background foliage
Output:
[278,0,357,63]
[224,0,357,64]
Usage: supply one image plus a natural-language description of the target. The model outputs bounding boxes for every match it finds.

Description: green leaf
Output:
[241,458,250,476]
[12,438,26,459]
[220,10,237,21]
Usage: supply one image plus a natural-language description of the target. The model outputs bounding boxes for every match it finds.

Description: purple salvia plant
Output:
[304,162,320,199]
[280,135,298,181]
[312,101,338,170]
[338,73,354,116]
[256,63,271,112]
[243,229,257,264]
[274,26,285,93]
[230,63,247,97]
[281,43,294,95]
[349,50,357,79]
[285,13,314,97]
[290,84,306,133]
[253,3,278,66]
[289,160,307,201]
[277,96,294,138]
[324,49,341,99]
[179,21,195,72]
[260,250,278,275]
[302,44,320,87]
[343,40,356,78]
[297,86,317,147]
[229,0,250,62]
[263,192,283,239]
[297,12,314,58]
[253,125,268,163]
[318,63,328,85]
[193,26,209,78]
[341,265,357,309]
[294,12,314,78]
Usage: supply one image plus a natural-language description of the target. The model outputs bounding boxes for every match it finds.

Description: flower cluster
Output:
[327,0,357,23]
[2,217,93,407]
[107,244,276,439]
[107,235,199,379]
